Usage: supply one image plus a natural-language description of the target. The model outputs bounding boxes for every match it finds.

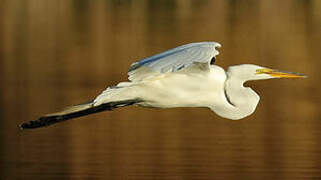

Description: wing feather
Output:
[128,42,221,81]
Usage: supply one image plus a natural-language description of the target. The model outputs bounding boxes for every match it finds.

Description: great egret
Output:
[20,42,306,129]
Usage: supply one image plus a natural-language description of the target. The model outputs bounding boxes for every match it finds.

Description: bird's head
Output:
[227,64,307,82]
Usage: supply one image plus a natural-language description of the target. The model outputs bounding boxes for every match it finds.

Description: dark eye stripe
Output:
[210,57,216,65]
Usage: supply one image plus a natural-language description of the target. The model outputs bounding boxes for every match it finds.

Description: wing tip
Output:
[196,41,221,48]
[211,41,221,48]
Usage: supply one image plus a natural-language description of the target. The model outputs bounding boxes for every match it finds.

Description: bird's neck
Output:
[219,75,260,120]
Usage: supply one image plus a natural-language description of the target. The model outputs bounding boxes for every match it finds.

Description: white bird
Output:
[20,42,306,129]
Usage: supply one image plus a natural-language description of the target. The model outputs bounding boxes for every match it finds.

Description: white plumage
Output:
[20,42,306,129]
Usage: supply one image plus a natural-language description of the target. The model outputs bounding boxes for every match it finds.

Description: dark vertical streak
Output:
[0,1,5,177]
[300,0,321,174]
[146,0,178,46]
[71,0,90,42]
[145,1,178,176]
[210,57,216,65]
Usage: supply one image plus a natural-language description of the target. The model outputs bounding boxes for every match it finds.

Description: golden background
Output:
[0,0,320,179]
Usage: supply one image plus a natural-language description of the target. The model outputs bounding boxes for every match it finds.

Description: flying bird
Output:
[20,42,306,129]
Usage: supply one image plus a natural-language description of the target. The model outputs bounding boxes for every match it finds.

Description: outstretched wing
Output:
[128,42,221,81]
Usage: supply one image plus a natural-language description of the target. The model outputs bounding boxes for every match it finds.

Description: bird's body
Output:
[97,65,227,109]
[20,42,306,129]
[136,66,225,109]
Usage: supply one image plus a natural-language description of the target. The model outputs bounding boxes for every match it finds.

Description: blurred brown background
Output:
[0,0,320,179]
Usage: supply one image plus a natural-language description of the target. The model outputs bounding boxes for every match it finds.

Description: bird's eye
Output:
[210,57,216,65]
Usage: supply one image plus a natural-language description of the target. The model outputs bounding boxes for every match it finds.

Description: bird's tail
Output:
[19,99,140,130]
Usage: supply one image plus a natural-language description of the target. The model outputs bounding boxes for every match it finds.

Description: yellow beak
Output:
[256,68,307,78]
